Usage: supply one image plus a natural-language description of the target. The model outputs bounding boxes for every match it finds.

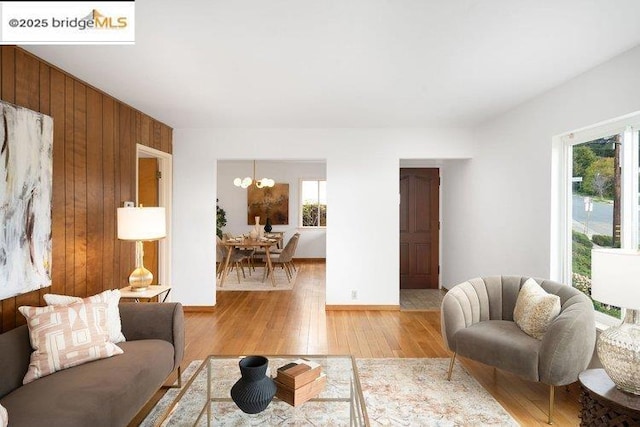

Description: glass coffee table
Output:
[154,355,369,426]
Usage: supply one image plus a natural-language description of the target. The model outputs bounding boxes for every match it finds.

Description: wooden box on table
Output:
[274,359,326,406]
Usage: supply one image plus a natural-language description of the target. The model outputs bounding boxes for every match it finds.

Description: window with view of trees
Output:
[301,180,326,227]
[565,123,639,321]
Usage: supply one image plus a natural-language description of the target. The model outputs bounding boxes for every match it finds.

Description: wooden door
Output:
[138,158,160,285]
[400,168,439,289]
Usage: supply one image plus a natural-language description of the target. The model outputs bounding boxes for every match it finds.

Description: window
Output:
[300,180,326,227]
[559,117,640,322]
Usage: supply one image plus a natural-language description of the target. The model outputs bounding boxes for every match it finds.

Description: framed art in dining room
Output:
[247,183,289,225]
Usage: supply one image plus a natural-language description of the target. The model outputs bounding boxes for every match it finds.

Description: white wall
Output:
[217,160,326,258]
[172,129,474,306]
[173,46,640,303]
[442,45,640,289]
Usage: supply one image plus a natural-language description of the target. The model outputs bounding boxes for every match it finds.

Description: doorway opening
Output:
[136,144,173,288]
[399,163,443,311]
[215,159,326,295]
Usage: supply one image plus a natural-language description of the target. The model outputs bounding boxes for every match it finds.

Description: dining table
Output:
[218,235,283,287]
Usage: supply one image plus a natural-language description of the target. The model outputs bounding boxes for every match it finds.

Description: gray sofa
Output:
[441,276,595,424]
[0,302,184,427]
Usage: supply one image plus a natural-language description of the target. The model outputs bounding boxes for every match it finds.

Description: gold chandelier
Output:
[233,160,275,189]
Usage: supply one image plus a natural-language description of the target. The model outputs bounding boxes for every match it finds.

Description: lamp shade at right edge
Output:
[590,248,640,309]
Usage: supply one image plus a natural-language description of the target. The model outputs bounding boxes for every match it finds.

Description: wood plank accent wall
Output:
[0,46,173,333]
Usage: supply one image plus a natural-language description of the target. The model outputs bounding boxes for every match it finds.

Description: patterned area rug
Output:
[142,358,518,426]
[217,265,297,291]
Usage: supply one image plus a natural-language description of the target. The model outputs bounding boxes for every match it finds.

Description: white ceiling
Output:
[24,0,640,129]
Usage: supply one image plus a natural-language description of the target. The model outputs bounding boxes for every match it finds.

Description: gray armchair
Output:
[440,276,595,424]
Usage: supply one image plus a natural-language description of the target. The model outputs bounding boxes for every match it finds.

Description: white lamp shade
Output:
[117,207,166,241]
[591,248,640,309]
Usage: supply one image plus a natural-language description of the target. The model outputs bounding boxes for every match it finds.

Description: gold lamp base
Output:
[129,240,153,292]
[129,266,153,292]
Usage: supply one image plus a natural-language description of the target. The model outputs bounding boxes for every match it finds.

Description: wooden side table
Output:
[578,368,640,426]
[119,285,171,302]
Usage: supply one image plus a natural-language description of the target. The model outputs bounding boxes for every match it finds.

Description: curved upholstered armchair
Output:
[441,276,595,424]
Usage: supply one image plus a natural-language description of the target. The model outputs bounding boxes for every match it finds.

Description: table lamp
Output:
[117,206,166,291]
[591,248,640,395]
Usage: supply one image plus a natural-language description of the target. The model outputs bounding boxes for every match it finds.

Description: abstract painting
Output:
[247,183,289,225]
[0,101,53,299]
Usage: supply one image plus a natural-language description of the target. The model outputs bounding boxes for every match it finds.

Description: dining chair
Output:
[222,233,256,274]
[259,233,300,283]
[262,232,300,271]
[287,233,300,271]
[255,233,299,256]
[216,236,250,284]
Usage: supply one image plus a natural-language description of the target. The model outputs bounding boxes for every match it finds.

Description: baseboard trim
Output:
[325,305,400,311]
[293,258,326,263]
[183,306,216,313]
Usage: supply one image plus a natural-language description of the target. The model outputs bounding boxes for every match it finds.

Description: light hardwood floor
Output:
[134,261,581,426]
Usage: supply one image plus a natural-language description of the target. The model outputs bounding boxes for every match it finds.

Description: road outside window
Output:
[571,135,622,317]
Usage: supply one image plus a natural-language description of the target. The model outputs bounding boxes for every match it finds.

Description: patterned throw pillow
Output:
[18,302,123,384]
[44,289,125,343]
[0,403,7,427]
[513,278,561,340]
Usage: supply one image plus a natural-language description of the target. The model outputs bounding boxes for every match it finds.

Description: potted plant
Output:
[216,199,227,238]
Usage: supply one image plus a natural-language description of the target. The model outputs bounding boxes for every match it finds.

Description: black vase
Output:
[230,355,277,414]
[264,218,273,233]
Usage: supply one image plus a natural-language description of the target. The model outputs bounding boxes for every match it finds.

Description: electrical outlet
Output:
[351,290,358,300]
[123,201,135,207]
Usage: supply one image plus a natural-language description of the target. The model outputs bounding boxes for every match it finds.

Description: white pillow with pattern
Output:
[0,403,7,427]
[44,289,125,343]
[513,278,561,339]
[18,302,123,384]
